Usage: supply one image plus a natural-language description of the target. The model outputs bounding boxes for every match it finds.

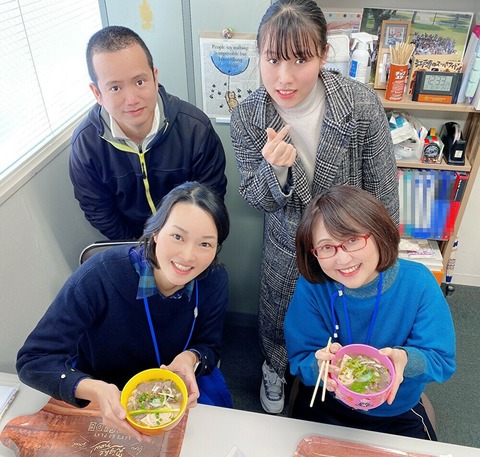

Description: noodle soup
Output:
[127,379,183,427]
[121,368,188,434]
[335,353,391,394]
[330,344,395,411]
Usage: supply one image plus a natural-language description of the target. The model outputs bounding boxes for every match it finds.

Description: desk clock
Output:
[412,71,463,104]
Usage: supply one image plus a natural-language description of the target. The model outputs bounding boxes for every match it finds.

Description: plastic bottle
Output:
[349,41,371,84]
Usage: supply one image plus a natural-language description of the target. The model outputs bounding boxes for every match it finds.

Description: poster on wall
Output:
[200,32,260,120]
[323,9,362,34]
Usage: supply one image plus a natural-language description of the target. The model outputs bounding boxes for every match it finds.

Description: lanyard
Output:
[143,280,198,367]
[330,272,383,346]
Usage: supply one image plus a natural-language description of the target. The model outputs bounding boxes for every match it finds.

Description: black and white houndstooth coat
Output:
[230,70,399,379]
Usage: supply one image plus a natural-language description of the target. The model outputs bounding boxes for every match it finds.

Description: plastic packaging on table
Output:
[294,435,444,457]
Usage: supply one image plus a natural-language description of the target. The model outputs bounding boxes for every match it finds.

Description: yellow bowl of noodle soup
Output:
[121,368,188,435]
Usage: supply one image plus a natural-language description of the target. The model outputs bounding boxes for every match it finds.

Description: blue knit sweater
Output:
[16,245,228,407]
[285,259,456,417]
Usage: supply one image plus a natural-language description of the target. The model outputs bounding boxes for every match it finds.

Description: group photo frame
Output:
[375,20,411,89]
[360,8,473,89]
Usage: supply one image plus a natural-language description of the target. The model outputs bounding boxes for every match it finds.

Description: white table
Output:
[1,372,479,457]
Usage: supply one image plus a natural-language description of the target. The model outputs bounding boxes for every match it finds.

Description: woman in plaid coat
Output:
[230,0,399,414]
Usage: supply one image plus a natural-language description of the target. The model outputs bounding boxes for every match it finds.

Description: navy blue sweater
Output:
[16,245,229,407]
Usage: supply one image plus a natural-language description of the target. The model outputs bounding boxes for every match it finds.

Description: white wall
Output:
[0,144,101,373]
[103,0,189,101]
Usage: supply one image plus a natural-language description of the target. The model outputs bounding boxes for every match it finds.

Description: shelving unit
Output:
[375,89,480,276]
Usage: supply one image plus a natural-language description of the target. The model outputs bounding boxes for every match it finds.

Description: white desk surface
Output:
[1,371,479,457]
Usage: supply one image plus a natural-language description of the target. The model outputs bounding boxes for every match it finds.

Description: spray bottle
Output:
[349,32,376,84]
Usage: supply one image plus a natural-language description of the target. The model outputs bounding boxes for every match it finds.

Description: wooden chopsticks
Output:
[389,42,415,65]
[310,336,332,407]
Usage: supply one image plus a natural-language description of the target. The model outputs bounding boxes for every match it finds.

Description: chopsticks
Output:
[310,336,332,407]
[389,42,415,65]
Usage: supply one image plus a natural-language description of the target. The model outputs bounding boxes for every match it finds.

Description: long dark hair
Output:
[139,182,229,271]
[257,0,328,61]
[296,185,400,283]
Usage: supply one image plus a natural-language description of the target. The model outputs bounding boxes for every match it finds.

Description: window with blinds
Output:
[0,0,103,176]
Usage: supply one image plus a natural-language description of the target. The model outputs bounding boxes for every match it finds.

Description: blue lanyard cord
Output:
[330,290,341,339]
[143,280,198,367]
[340,286,352,345]
[365,273,383,345]
[334,272,383,346]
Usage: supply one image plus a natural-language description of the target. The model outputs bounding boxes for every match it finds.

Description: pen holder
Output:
[385,64,409,101]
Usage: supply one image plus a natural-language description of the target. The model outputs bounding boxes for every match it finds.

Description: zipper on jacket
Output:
[102,134,164,216]
[139,150,157,215]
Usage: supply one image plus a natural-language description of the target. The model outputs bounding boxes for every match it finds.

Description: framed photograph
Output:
[361,9,473,88]
[375,20,411,89]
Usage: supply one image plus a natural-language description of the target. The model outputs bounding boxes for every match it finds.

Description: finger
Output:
[103,414,148,443]
[187,392,199,408]
[330,343,342,354]
[386,369,403,405]
[326,378,337,392]
[265,125,291,145]
[379,347,395,360]
[110,400,127,420]
[387,382,400,405]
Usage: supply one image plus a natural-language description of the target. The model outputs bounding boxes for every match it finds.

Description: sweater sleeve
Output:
[400,265,456,384]
[16,270,101,407]
[230,99,294,213]
[285,277,332,386]
[69,128,136,240]
[191,120,227,199]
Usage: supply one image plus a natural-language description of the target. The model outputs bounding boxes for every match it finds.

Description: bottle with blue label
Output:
[349,41,371,84]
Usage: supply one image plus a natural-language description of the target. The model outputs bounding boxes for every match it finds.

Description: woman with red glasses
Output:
[285,185,455,440]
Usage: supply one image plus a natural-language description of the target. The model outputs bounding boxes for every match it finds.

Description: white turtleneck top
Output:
[273,78,325,188]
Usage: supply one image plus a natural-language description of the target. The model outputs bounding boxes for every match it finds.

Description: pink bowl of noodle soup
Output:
[330,344,395,411]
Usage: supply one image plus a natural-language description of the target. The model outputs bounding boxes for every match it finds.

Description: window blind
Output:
[0,0,102,175]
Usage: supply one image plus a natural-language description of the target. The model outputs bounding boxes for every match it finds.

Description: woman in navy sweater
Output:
[17,181,231,441]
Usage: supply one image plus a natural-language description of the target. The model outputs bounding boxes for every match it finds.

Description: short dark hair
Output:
[86,25,154,86]
[296,185,400,283]
[257,0,328,61]
[140,182,230,272]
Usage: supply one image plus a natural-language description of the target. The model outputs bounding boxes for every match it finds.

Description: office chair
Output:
[79,241,138,265]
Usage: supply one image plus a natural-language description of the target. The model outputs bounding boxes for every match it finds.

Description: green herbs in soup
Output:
[127,379,183,426]
[336,354,391,394]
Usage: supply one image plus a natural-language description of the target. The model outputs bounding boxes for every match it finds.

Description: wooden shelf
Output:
[375,89,477,113]
[396,157,471,172]
[377,89,480,278]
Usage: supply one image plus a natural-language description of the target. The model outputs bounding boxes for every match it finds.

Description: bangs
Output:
[261,20,319,60]
[321,208,366,240]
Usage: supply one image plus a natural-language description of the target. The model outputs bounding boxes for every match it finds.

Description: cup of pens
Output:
[385,43,415,101]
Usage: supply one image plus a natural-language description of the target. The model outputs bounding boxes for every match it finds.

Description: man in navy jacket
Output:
[70,26,227,240]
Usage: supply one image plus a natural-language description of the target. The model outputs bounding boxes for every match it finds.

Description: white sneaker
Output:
[260,361,284,414]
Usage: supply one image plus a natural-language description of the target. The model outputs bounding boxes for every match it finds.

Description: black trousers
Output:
[291,381,437,441]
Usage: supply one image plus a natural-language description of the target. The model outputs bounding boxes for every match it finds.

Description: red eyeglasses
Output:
[311,234,372,259]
